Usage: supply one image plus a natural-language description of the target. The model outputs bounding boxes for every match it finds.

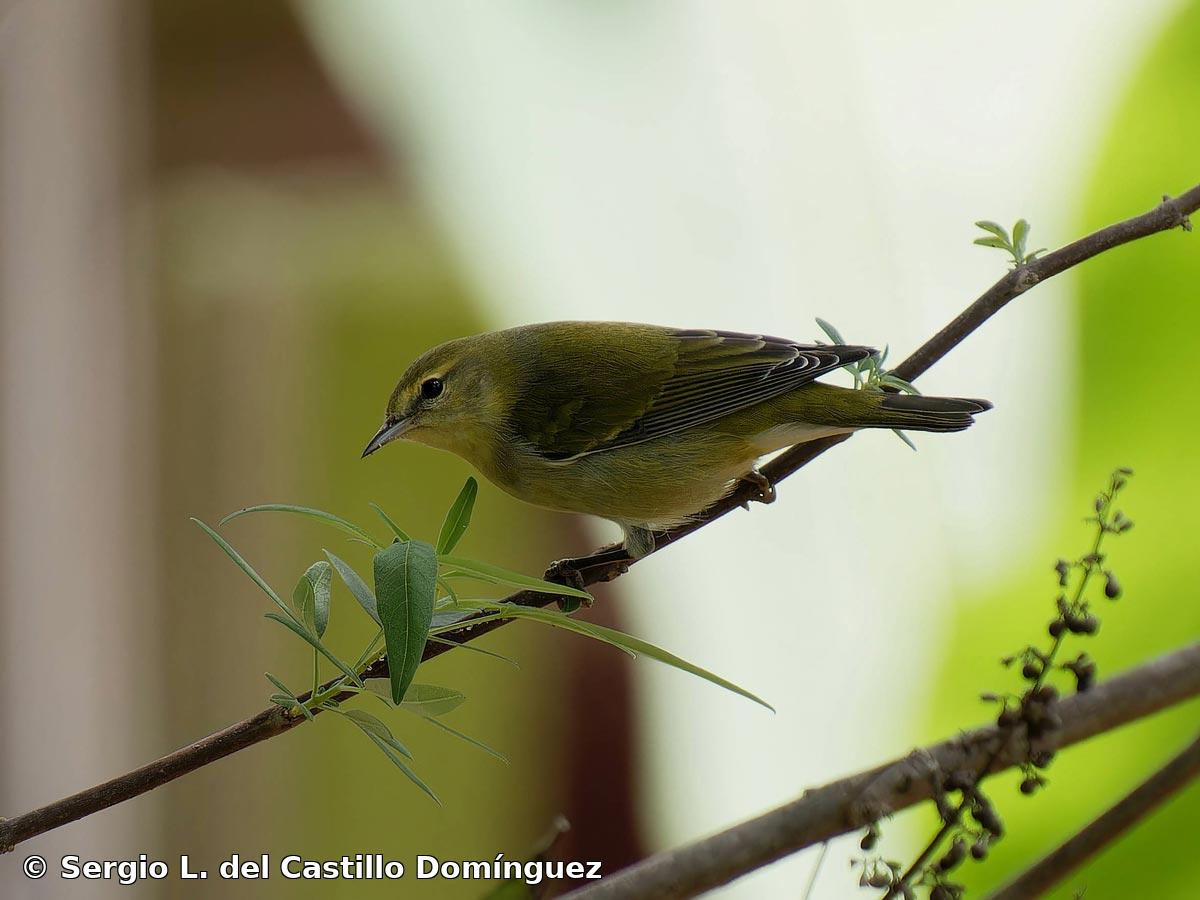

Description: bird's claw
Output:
[545,558,595,611]
[740,470,776,506]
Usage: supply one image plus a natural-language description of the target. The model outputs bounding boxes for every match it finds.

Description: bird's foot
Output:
[545,557,593,601]
[546,543,633,611]
[739,469,776,508]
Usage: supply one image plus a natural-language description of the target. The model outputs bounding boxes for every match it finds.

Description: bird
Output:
[362,321,991,561]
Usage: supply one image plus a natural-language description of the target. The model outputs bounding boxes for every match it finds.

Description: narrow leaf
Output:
[892,428,918,451]
[220,504,381,548]
[426,635,519,668]
[423,715,508,763]
[973,236,1010,249]
[1012,218,1030,258]
[374,540,439,704]
[455,601,773,711]
[814,317,845,344]
[191,518,294,620]
[326,550,380,624]
[369,502,411,542]
[440,555,592,600]
[879,374,921,395]
[264,672,313,720]
[341,709,411,756]
[400,683,467,717]
[974,220,1008,238]
[292,574,317,633]
[309,561,333,637]
[363,731,440,804]
[437,477,478,554]
[264,612,362,686]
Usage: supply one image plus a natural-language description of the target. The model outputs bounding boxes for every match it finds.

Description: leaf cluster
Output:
[973,219,1046,268]
[194,479,771,801]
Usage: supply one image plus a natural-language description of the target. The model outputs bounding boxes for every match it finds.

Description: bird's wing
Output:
[509,326,874,461]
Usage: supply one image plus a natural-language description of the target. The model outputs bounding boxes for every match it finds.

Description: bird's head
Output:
[362,333,505,460]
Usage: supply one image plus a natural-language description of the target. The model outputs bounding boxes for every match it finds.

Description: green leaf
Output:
[264,672,313,720]
[191,518,294,620]
[973,236,1010,250]
[879,374,921,395]
[264,612,362,686]
[1012,218,1030,258]
[292,574,317,633]
[892,428,918,451]
[431,609,475,629]
[814,317,845,344]
[455,601,774,711]
[437,477,478,554]
[374,540,438,705]
[305,561,333,637]
[363,730,440,804]
[325,550,380,624]
[423,715,509,763]
[337,710,439,803]
[220,504,381,549]
[426,635,520,668]
[974,220,1008,238]
[440,555,592,600]
[369,502,411,542]
[341,709,412,756]
[400,683,466,717]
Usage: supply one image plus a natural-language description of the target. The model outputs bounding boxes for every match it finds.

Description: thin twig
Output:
[987,731,1200,900]
[1,185,1197,853]
[559,643,1200,900]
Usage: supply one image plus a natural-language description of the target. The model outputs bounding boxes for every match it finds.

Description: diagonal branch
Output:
[986,730,1200,900]
[559,643,1200,900]
[1,185,1197,854]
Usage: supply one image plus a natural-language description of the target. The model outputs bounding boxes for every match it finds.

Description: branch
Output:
[986,730,1200,900]
[559,642,1200,900]
[2,185,1197,853]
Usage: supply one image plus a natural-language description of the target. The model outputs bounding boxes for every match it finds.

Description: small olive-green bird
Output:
[362,322,990,558]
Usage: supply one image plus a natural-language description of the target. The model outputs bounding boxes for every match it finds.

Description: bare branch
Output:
[560,643,1200,900]
[986,731,1200,900]
[1,185,1197,853]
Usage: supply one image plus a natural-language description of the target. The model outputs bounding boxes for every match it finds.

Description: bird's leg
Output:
[738,468,776,507]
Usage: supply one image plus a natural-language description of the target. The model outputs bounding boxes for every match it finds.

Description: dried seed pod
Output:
[1048,619,1066,638]
[1054,559,1069,585]
[972,802,1004,837]
[970,839,989,861]
[860,826,878,851]
[1021,662,1041,680]
[1031,750,1056,768]
[938,838,967,872]
[1104,571,1122,599]
[1020,777,1039,795]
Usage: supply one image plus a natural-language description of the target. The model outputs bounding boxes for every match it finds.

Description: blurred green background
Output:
[0,1,1195,898]
[926,3,1200,896]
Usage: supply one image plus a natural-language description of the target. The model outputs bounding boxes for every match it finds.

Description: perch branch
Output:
[560,643,1200,899]
[1,185,1197,853]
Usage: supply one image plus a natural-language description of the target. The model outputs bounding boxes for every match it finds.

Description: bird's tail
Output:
[792,383,993,433]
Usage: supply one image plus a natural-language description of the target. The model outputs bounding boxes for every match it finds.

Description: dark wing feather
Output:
[508,324,874,461]
[592,330,874,455]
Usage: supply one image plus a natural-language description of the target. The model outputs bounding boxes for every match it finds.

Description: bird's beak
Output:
[361,417,411,458]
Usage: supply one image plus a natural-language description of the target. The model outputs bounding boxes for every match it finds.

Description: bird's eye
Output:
[420,377,444,400]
